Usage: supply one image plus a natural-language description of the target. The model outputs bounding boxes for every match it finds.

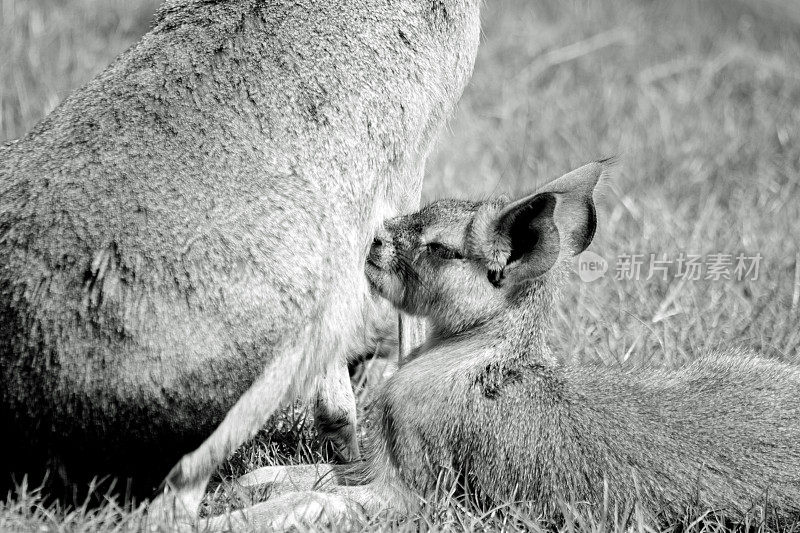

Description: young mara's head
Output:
[366,161,607,337]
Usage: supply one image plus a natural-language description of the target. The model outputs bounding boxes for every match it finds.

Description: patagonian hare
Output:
[0,0,481,513]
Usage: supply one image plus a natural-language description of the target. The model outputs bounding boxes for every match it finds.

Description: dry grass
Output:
[428,0,800,371]
[2,0,800,530]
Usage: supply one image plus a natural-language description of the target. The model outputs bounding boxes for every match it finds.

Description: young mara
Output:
[0,0,481,512]
[211,161,800,530]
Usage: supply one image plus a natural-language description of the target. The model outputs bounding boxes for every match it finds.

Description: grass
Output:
[2,0,800,530]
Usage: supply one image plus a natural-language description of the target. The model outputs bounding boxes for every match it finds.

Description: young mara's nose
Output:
[368,229,394,268]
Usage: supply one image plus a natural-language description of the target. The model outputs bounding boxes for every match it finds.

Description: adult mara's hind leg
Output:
[203,483,396,532]
[204,490,362,532]
[152,334,314,520]
[236,464,336,491]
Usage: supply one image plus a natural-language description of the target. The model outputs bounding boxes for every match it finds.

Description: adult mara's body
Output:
[0,0,481,509]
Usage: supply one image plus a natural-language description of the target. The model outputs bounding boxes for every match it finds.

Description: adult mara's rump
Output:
[0,0,481,510]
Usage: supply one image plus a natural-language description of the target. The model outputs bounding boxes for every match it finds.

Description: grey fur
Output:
[229,162,800,529]
[0,0,481,505]
[359,161,800,523]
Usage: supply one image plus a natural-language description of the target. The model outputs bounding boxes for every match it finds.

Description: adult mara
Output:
[0,0,481,513]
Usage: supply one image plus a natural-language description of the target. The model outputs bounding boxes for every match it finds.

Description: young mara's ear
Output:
[470,161,606,285]
[524,160,605,255]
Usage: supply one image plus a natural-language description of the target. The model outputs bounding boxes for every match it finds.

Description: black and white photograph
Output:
[1,0,799,530]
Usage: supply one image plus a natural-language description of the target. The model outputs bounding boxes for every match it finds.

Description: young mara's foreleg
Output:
[156,338,310,519]
[313,359,360,462]
[203,490,358,532]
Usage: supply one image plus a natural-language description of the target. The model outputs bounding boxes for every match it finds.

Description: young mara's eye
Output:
[426,242,463,260]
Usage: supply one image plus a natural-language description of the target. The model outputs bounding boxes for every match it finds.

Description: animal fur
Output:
[221,161,800,530]
[0,0,481,506]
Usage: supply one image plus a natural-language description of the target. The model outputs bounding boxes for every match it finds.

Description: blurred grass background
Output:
[428,0,800,370]
[1,0,800,530]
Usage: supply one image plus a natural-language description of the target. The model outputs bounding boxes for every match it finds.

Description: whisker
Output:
[395,252,420,283]
[395,251,432,297]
